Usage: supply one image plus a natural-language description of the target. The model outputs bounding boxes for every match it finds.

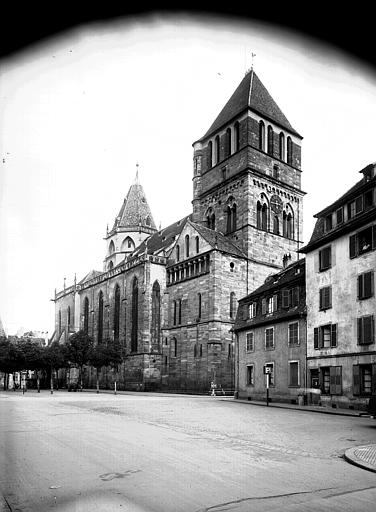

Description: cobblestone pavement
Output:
[345,444,376,473]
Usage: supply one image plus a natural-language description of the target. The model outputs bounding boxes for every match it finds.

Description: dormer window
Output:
[325,214,333,232]
[336,207,343,225]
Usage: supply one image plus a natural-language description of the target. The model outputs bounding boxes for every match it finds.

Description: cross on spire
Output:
[251,52,256,69]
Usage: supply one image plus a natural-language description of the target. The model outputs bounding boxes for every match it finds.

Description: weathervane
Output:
[251,52,256,69]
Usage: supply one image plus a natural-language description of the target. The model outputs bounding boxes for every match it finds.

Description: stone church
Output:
[53,68,304,393]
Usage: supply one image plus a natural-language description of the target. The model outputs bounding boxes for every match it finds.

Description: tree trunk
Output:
[80,366,83,391]
[50,367,54,394]
[96,368,99,394]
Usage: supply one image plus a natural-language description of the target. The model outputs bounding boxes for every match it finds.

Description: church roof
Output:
[197,69,301,142]
[189,221,246,258]
[111,175,156,233]
[78,270,103,284]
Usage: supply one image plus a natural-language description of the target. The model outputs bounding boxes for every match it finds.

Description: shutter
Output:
[314,327,319,349]
[371,272,375,298]
[314,252,319,273]
[282,289,289,308]
[358,274,363,299]
[353,365,360,396]
[273,294,278,312]
[319,368,323,392]
[329,367,336,395]
[319,326,323,349]
[319,288,323,309]
[330,323,337,347]
[335,366,342,395]
[261,298,266,315]
[357,317,363,344]
[364,316,372,344]
[372,363,376,395]
[349,234,357,258]
[364,272,372,298]
[327,287,332,308]
[372,225,376,250]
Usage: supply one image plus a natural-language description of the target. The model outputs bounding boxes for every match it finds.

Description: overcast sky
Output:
[1,12,376,336]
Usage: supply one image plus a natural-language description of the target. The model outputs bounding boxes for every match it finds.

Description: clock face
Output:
[270,194,283,214]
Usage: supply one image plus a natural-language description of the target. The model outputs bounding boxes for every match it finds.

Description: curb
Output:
[344,445,376,473]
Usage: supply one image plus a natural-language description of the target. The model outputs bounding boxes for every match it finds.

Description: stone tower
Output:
[192,68,305,291]
[104,170,157,270]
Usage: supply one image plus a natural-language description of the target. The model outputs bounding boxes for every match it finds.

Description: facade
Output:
[234,258,306,403]
[52,69,305,393]
[300,163,376,410]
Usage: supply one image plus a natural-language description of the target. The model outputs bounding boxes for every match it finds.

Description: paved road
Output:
[1,390,376,511]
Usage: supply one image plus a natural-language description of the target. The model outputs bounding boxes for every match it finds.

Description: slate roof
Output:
[111,178,156,232]
[78,270,103,284]
[189,221,246,258]
[196,69,301,142]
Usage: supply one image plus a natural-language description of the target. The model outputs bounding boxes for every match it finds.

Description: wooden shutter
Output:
[314,327,319,349]
[363,316,373,344]
[273,294,278,312]
[319,368,323,391]
[335,366,342,395]
[329,367,336,395]
[330,324,337,347]
[372,225,376,250]
[349,234,357,258]
[261,298,266,315]
[319,288,323,309]
[318,326,323,349]
[293,286,300,306]
[357,274,363,299]
[364,272,374,298]
[327,287,332,308]
[372,363,376,395]
[357,317,363,344]
[353,365,360,396]
[282,289,289,308]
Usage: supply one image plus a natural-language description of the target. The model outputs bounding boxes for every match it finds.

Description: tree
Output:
[18,338,46,392]
[89,343,111,394]
[65,331,93,391]
[45,341,68,394]
[0,337,24,390]
[105,338,123,394]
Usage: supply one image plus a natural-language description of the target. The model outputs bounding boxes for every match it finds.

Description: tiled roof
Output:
[189,221,246,258]
[111,179,156,232]
[197,69,301,141]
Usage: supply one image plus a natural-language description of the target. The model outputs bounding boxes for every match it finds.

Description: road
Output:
[0,390,376,511]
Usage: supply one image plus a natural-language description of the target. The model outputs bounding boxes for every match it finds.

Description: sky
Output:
[1,12,376,336]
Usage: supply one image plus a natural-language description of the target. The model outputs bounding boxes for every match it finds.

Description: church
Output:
[52,68,304,393]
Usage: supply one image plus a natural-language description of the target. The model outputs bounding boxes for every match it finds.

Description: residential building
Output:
[300,163,376,410]
[234,258,306,403]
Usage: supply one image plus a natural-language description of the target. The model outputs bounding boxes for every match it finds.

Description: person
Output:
[210,381,217,396]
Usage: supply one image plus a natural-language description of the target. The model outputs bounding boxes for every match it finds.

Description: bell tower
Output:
[192,68,305,287]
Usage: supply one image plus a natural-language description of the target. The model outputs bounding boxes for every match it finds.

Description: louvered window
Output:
[319,286,332,310]
[319,246,331,271]
[358,271,374,300]
[357,315,374,345]
[314,324,337,349]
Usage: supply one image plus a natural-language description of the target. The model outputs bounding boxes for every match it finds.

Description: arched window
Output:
[283,209,294,239]
[257,201,262,229]
[195,236,199,254]
[233,121,240,152]
[121,237,134,252]
[185,234,190,258]
[287,136,293,164]
[261,203,268,231]
[259,121,265,151]
[230,292,237,319]
[273,215,279,235]
[267,125,274,156]
[198,293,202,320]
[58,310,62,334]
[178,299,182,325]
[108,261,114,270]
[113,285,120,343]
[215,135,220,164]
[67,306,71,329]
[109,240,115,254]
[225,127,231,158]
[131,277,138,352]
[172,338,177,357]
[176,244,180,261]
[83,297,89,334]
[145,215,151,226]
[173,300,177,326]
[279,132,285,161]
[206,209,215,230]
[97,291,104,344]
[208,141,213,168]
[226,202,237,233]
[151,281,161,349]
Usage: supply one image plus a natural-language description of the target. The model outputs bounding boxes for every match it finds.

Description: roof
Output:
[240,258,306,301]
[189,221,247,258]
[78,270,103,284]
[197,69,302,142]
[111,176,156,232]
[0,316,6,337]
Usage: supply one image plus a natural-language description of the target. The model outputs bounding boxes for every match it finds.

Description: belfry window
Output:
[97,291,104,344]
[273,215,279,235]
[283,210,294,239]
[257,201,268,231]
[185,234,190,258]
[234,122,240,152]
[225,128,231,158]
[279,132,285,161]
[226,202,237,233]
[215,135,220,165]
[287,136,293,164]
[267,126,274,156]
[259,121,265,151]
[206,209,215,230]
[109,240,115,254]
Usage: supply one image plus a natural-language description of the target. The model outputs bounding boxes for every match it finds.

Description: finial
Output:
[135,162,139,184]
[74,273,77,286]
[251,52,256,70]
[63,277,66,289]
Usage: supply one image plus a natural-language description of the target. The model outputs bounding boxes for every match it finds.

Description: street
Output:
[1,391,376,511]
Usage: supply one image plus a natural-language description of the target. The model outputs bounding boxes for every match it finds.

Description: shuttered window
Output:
[314,324,337,349]
[319,286,332,310]
[353,364,376,396]
[265,328,274,349]
[357,315,375,345]
[319,246,331,271]
[282,289,290,308]
[289,361,299,386]
[288,322,299,346]
[358,271,374,299]
[329,366,342,395]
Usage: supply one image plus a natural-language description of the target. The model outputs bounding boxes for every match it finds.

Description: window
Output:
[358,271,374,300]
[113,285,121,343]
[265,327,274,349]
[109,240,115,254]
[198,293,202,320]
[319,246,331,271]
[178,299,182,325]
[314,324,337,349]
[259,121,265,151]
[350,225,376,258]
[283,210,293,239]
[199,344,203,357]
[319,286,332,310]
[336,207,343,225]
[195,236,199,254]
[173,300,177,326]
[288,322,299,346]
[226,203,237,233]
[67,306,71,328]
[273,215,279,235]
[286,137,293,164]
[194,345,197,358]
[131,278,139,351]
[279,132,285,160]
[282,287,300,309]
[206,209,215,230]
[249,302,257,319]
[97,290,104,344]
[246,332,254,352]
[208,141,213,168]
[247,365,254,386]
[325,214,332,231]
[234,121,240,152]
[58,310,62,334]
[267,125,274,156]
[264,363,274,385]
[151,281,161,349]
[172,338,177,357]
[353,364,375,396]
[321,366,342,395]
[215,135,220,164]
[364,189,374,209]
[176,244,180,261]
[265,295,277,315]
[83,297,89,334]
[289,361,299,386]
[185,235,189,258]
[230,292,237,319]
[357,315,374,345]
[108,261,114,270]
[225,128,231,158]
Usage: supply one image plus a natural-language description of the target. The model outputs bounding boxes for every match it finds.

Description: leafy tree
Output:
[105,338,123,394]
[89,343,111,393]
[65,331,93,391]
[45,341,69,393]
[18,338,46,392]
[0,337,24,389]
